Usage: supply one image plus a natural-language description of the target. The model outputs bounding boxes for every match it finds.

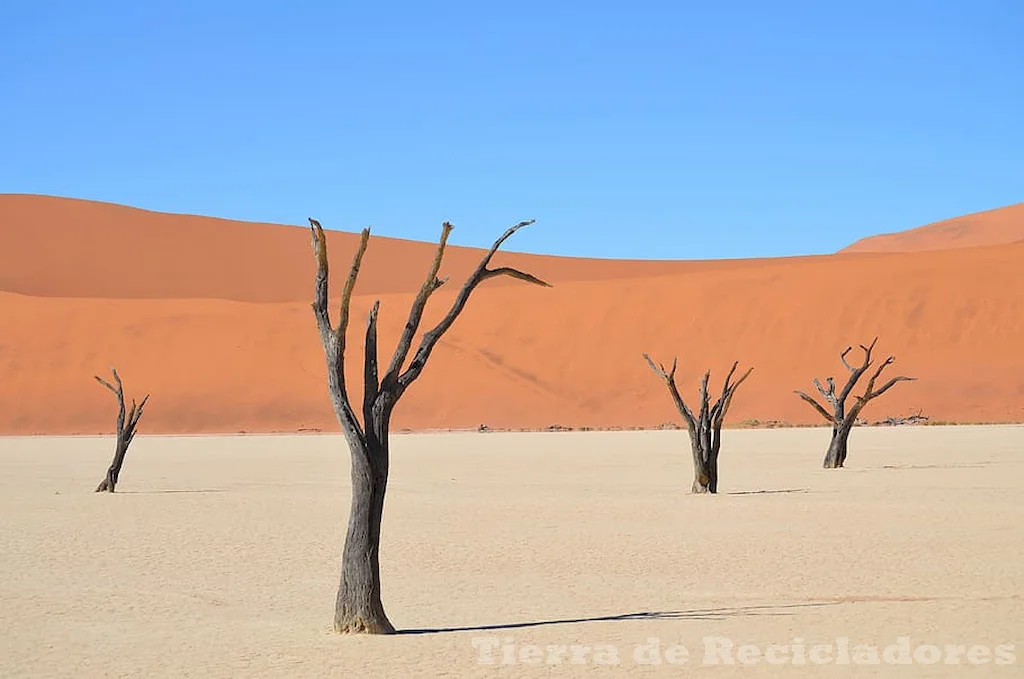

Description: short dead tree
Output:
[94,368,149,493]
[794,337,916,469]
[310,217,549,635]
[643,354,753,494]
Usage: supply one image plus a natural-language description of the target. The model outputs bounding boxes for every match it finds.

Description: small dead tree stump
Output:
[794,337,915,469]
[643,354,752,494]
[94,368,149,492]
[310,217,549,634]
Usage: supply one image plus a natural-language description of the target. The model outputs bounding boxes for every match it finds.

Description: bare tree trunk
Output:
[689,415,721,493]
[323,305,396,634]
[707,434,722,493]
[795,338,915,469]
[645,356,751,494]
[822,421,852,469]
[310,217,548,634]
[334,424,393,633]
[690,439,712,494]
[94,368,148,493]
[96,442,127,493]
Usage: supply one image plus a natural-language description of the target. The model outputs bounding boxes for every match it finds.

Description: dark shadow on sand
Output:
[878,463,990,470]
[725,488,809,496]
[398,602,837,635]
[116,489,229,494]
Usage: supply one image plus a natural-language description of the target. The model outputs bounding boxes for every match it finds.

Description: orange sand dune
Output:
[0,194,726,301]
[1,193,1022,434]
[841,202,1024,253]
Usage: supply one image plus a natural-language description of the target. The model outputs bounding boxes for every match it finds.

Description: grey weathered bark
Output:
[643,354,753,493]
[794,337,916,469]
[94,368,149,493]
[310,218,550,635]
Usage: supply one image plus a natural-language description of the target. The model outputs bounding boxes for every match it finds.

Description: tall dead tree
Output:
[94,368,149,493]
[310,217,549,635]
[643,354,752,494]
[794,338,915,469]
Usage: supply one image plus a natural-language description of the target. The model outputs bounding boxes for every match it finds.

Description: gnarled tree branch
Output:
[310,219,369,444]
[643,353,696,431]
[793,390,835,423]
[397,220,551,389]
[384,222,455,386]
[795,338,916,468]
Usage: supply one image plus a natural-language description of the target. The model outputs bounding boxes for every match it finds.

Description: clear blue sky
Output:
[2,1,1021,259]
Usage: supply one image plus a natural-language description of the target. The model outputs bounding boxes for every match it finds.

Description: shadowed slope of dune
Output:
[840,202,1024,253]
[1,212,1021,433]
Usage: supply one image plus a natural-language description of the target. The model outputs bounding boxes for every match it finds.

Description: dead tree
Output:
[643,354,752,494]
[94,368,149,492]
[310,217,549,635]
[794,338,915,469]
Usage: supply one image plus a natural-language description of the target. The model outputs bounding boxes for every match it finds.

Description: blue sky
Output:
[1,1,1021,259]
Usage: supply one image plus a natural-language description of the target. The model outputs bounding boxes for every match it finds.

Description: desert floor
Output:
[1,426,1021,677]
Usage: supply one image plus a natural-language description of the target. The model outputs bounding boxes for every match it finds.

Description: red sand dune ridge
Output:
[841,202,1024,253]
[1,194,1022,435]
[0,195,703,302]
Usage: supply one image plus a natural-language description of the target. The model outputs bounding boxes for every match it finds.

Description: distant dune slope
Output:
[1,192,1021,434]
[841,202,1024,253]
[0,194,733,301]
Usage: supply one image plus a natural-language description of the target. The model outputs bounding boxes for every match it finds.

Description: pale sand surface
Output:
[1,426,1021,677]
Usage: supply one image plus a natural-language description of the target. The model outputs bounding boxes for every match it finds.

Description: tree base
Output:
[333,614,396,635]
[822,441,848,469]
[691,472,717,494]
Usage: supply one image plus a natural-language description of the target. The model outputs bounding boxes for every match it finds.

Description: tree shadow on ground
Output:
[115,489,228,494]
[878,463,991,470]
[398,601,838,635]
[724,488,809,496]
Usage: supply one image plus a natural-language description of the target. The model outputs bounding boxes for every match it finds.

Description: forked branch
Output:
[310,219,370,442]
[794,338,916,468]
[308,216,549,423]
[852,355,916,414]
[385,222,455,384]
[795,338,915,425]
[396,220,551,389]
[712,361,754,427]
